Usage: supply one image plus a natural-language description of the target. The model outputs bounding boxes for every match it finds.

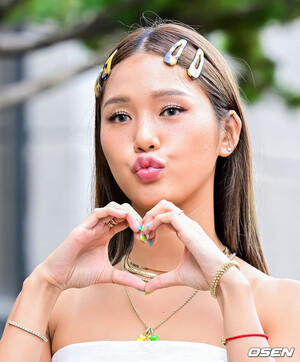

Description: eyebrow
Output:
[103,89,192,109]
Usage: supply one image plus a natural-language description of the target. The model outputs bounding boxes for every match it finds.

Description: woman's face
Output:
[100,52,224,211]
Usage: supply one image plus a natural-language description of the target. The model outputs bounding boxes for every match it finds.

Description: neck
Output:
[130,181,225,272]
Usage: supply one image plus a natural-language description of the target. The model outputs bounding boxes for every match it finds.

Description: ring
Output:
[106,218,117,228]
[178,209,184,216]
[110,268,117,284]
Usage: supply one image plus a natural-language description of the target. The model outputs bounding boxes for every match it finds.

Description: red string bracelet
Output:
[222,333,269,346]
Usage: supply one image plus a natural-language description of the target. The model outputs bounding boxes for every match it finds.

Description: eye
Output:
[107,111,131,123]
[160,105,186,117]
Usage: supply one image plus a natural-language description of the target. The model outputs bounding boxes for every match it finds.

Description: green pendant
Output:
[136,327,159,341]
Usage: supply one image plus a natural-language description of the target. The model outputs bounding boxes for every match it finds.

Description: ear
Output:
[218,110,242,157]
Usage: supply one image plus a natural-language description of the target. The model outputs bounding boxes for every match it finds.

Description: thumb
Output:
[144,270,183,294]
[111,268,146,291]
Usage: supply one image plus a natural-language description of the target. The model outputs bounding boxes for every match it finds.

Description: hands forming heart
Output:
[34,199,230,295]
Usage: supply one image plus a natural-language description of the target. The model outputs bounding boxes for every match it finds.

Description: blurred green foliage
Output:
[3,0,300,106]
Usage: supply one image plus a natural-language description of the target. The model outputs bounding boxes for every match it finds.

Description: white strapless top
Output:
[51,340,227,362]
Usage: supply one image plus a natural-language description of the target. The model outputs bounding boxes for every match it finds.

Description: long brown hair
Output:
[93,18,269,274]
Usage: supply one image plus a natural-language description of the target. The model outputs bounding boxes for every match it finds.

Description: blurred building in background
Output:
[0,19,300,336]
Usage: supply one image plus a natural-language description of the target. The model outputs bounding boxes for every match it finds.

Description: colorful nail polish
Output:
[146,222,151,228]
[145,292,151,295]
[140,233,146,242]
[149,240,153,246]
[137,289,144,292]
[137,222,142,231]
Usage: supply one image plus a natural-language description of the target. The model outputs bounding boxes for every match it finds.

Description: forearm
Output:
[0,270,62,362]
[216,267,275,362]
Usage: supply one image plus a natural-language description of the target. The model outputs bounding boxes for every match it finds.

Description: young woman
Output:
[1,19,299,362]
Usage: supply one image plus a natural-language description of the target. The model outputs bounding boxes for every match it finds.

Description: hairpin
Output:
[188,48,204,79]
[163,39,187,66]
[163,38,204,80]
[94,48,118,98]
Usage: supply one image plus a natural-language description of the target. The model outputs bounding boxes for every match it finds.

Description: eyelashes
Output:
[107,112,129,123]
[107,104,187,123]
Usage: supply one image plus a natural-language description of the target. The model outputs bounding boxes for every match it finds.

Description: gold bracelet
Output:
[210,261,240,299]
[7,320,48,342]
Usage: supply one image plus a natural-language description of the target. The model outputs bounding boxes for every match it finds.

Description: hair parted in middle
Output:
[92,17,269,276]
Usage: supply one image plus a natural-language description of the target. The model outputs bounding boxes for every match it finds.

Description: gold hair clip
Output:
[188,48,204,79]
[163,39,187,66]
[94,48,118,98]
[94,69,103,98]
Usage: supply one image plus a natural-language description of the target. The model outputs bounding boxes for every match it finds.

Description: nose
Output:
[134,114,160,153]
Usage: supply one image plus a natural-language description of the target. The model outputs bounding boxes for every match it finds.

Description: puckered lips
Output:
[132,155,165,182]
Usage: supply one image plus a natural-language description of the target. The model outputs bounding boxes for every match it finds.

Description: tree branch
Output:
[0,0,26,21]
[0,53,105,110]
[0,13,113,56]
[0,0,144,56]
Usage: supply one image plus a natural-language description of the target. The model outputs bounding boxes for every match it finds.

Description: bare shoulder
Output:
[48,282,112,342]
[48,285,95,342]
[235,256,300,337]
[254,275,300,319]
[253,275,300,355]
[234,255,300,301]
[47,288,77,340]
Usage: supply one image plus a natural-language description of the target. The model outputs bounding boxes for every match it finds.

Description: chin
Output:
[135,198,164,211]
[132,193,180,211]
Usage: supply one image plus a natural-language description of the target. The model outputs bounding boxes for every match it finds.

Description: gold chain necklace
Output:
[123,247,235,281]
[123,254,166,282]
[120,247,235,342]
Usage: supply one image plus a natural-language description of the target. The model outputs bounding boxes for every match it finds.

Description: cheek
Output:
[101,126,124,160]
[100,128,113,162]
[171,121,219,174]
[100,127,131,181]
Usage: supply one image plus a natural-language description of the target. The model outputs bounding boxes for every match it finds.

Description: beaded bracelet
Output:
[222,333,269,346]
[210,260,240,299]
[7,320,48,342]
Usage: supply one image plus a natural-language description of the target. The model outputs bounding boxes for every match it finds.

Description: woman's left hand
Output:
[141,200,230,294]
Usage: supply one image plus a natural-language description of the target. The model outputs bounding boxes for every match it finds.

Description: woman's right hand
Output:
[32,202,146,292]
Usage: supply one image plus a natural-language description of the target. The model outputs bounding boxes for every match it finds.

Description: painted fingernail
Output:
[146,222,151,228]
[137,289,144,292]
[145,292,151,295]
[137,222,142,231]
[149,240,153,246]
[140,233,146,242]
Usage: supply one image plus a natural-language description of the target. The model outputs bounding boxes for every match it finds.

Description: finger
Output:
[82,207,128,229]
[145,211,182,236]
[110,269,146,290]
[121,203,144,231]
[144,270,183,294]
[142,200,182,231]
[83,206,141,233]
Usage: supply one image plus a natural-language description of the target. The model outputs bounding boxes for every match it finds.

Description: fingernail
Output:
[146,223,151,228]
[140,233,146,242]
[149,240,153,246]
[137,289,144,292]
[137,222,142,231]
[145,292,151,295]
[146,233,149,239]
